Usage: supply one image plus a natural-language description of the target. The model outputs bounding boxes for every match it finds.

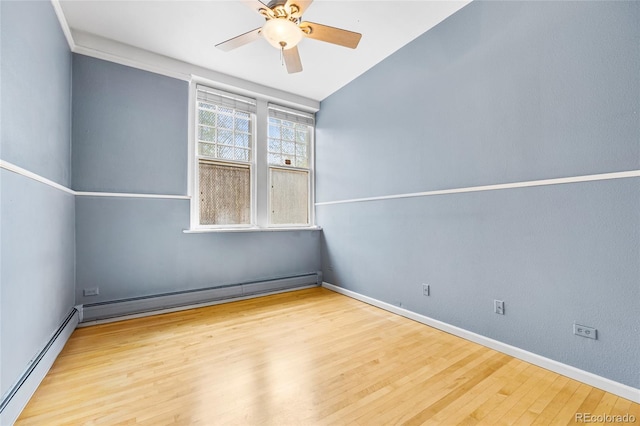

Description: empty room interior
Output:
[1,0,639,424]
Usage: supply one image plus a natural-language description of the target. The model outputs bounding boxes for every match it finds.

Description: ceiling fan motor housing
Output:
[267,0,301,18]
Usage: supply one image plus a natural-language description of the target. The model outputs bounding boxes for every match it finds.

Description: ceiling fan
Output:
[216,0,362,74]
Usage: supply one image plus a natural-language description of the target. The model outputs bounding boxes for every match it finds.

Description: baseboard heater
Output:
[81,272,322,322]
[0,308,79,425]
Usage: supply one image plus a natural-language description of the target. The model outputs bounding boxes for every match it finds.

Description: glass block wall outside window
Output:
[198,103,252,163]
[196,86,256,226]
[268,117,309,168]
[267,105,314,226]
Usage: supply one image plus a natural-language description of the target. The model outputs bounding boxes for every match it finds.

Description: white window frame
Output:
[266,104,315,228]
[191,84,257,229]
[188,81,316,231]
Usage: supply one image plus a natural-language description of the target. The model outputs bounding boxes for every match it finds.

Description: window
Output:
[192,85,315,230]
[268,105,313,225]
[195,86,256,226]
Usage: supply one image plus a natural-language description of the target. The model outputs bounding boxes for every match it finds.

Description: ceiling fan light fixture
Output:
[262,18,303,50]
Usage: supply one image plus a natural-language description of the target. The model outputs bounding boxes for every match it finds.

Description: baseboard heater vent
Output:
[81,272,321,322]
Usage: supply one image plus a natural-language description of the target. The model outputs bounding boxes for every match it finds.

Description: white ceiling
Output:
[59,0,470,101]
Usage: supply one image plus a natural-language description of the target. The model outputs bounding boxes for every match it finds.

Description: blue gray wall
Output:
[1,0,75,397]
[72,55,320,305]
[72,56,187,195]
[316,1,640,387]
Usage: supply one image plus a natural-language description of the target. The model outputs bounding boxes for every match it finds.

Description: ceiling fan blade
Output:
[240,0,274,19]
[283,46,303,74]
[300,21,362,49]
[215,27,262,52]
[285,0,313,18]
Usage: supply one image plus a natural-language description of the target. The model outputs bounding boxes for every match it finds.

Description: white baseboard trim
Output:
[322,282,640,403]
[81,273,321,323]
[0,308,79,425]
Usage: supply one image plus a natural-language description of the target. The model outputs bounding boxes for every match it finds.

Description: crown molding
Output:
[50,0,75,51]
[49,0,319,112]
[70,29,319,113]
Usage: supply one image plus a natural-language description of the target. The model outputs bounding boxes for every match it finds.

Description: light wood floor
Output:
[17,287,639,425]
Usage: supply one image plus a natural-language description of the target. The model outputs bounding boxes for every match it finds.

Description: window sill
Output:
[183,226,322,234]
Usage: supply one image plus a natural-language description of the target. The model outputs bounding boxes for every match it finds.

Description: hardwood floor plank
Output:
[513,375,570,424]
[494,368,559,425]
[589,391,620,418]
[476,365,547,425]
[549,383,593,424]
[568,386,606,423]
[434,358,524,424]
[16,287,638,425]
[350,347,497,425]
[403,352,513,425]
[469,362,538,423]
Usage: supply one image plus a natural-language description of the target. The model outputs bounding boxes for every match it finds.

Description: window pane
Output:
[235,134,250,148]
[235,117,250,133]
[199,109,216,126]
[218,145,234,160]
[268,138,281,152]
[217,130,233,145]
[268,153,282,165]
[282,141,295,155]
[270,168,308,225]
[217,113,233,129]
[198,142,216,157]
[199,162,250,225]
[295,157,308,168]
[295,143,307,158]
[234,148,249,162]
[269,124,281,139]
[199,126,216,142]
[282,126,295,141]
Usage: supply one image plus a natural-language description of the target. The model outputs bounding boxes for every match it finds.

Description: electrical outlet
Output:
[422,283,430,296]
[494,299,505,315]
[83,287,99,296]
[574,323,597,340]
